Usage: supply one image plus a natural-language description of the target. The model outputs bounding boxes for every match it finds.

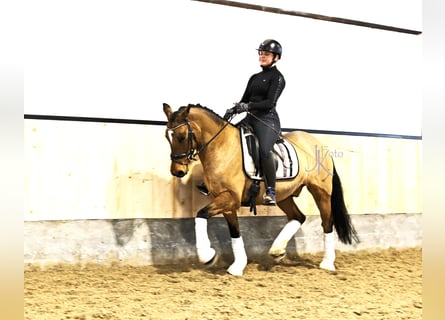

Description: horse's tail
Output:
[331,164,360,245]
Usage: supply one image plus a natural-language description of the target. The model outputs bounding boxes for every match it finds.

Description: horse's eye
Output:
[177,134,186,143]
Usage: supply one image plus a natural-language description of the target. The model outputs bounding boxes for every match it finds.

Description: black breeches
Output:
[250,119,280,189]
[250,119,279,158]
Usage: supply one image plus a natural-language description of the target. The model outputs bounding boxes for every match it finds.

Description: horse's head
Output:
[163,103,199,178]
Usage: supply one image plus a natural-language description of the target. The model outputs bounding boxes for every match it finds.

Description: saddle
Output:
[239,125,299,181]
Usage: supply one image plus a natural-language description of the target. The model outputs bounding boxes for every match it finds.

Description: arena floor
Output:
[24,247,422,320]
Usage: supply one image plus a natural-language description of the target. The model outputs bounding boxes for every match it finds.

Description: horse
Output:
[162,103,359,276]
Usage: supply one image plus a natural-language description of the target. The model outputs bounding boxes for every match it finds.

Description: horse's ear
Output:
[163,103,173,120]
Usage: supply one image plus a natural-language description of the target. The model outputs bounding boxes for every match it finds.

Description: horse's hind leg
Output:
[268,196,306,259]
[306,183,336,271]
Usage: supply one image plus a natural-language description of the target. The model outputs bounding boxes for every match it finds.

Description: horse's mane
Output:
[172,103,227,126]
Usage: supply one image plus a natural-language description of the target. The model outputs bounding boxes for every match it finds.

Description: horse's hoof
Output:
[227,264,244,276]
[269,249,286,262]
[204,253,218,268]
[269,252,286,262]
[197,248,216,265]
[319,259,336,271]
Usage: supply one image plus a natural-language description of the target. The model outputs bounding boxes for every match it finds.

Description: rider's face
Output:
[258,51,276,67]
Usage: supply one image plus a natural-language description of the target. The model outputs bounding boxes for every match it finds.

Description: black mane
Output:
[173,103,227,126]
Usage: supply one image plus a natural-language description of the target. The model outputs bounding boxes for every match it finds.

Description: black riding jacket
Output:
[240,65,285,127]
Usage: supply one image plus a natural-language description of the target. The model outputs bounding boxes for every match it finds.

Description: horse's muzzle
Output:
[170,163,188,178]
[172,170,186,178]
[169,157,189,178]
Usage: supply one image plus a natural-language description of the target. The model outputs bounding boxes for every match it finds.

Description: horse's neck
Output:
[195,120,240,166]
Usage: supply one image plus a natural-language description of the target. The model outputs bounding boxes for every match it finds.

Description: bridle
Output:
[166,118,232,166]
[166,120,198,166]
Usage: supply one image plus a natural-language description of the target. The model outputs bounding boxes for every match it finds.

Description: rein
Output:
[168,110,282,166]
[197,118,232,154]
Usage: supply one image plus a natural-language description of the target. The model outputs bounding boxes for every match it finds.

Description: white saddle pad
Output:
[239,127,299,181]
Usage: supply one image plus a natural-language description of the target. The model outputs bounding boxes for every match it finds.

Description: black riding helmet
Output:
[257,39,282,59]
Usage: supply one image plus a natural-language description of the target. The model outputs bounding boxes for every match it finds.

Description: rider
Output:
[197,39,286,205]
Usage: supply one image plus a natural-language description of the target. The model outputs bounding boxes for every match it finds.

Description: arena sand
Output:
[25,247,422,320]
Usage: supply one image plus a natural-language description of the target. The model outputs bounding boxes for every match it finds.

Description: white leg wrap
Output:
[269,220,301,256]
[227,237,248,276]
[195,217,216,264]
[320,232,336,271]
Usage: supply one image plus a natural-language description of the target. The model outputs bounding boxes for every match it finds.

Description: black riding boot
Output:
[261,155,276,205]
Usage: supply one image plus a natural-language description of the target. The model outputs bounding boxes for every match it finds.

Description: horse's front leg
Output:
[195,191,247,276]
[223,212,247,276]
[194,216,217,266]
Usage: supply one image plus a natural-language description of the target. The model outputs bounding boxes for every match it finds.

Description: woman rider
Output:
[198,39,285,205]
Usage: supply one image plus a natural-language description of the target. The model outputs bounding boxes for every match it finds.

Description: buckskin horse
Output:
[163,103,358,276]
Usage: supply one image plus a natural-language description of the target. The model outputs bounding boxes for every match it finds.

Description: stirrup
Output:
[263,187,276,205]
[196,183,210,196]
